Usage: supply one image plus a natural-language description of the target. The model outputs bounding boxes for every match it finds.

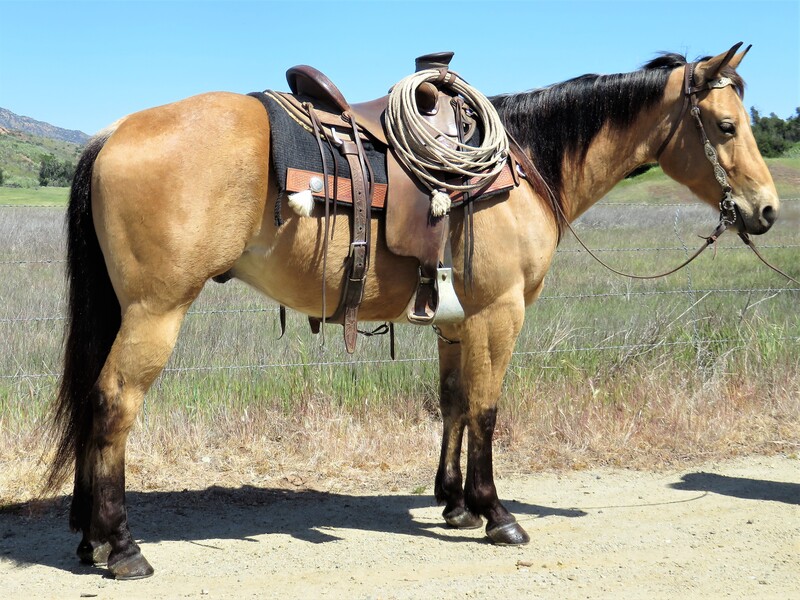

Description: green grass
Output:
[0,186,69,206]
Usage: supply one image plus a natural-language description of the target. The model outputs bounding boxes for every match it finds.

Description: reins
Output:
[532,60,798,287]
[558,209,732,280]
[738,232,800,285]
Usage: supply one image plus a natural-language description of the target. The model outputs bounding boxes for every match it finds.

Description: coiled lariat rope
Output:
[384,69,509,216]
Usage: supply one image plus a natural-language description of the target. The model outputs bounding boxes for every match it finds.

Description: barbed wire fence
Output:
[1,199,799,383]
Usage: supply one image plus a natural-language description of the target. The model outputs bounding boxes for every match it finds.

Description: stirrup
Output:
[431,267,464,324]
[407,267,464,325]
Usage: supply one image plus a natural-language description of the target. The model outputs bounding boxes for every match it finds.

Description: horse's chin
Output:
[734,203,777,236]
[738,221,772,236]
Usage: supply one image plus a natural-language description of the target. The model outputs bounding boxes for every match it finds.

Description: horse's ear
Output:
[695,42,745,85]
[727,44,752,70]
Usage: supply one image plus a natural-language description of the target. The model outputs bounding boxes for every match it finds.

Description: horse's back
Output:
[91,92,272,310]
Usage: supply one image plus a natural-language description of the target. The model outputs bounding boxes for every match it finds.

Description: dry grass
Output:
[3,355,798,506]
[1,165,799,506]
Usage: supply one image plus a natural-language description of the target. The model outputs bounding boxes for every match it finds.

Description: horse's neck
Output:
[563,73,682,222]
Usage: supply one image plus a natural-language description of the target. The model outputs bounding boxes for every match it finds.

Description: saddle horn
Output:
[414,52,456,114]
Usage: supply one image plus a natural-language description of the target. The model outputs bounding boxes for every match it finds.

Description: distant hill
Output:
[0,107,90,145]
[0,128,84,188]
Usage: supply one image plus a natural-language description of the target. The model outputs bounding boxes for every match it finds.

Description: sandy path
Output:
[2,455,798,599]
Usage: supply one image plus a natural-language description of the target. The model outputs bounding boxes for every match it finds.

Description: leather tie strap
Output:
[654,63,694,161]
[305,104,333,339]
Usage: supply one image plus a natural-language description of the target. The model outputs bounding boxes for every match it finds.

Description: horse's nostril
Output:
[761,205,778,225]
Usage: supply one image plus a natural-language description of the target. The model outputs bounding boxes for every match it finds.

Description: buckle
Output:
[349,241,367,256]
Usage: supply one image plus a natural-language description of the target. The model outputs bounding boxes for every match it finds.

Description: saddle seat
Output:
[287,62,456,147]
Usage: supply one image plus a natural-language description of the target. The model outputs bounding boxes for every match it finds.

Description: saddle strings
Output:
[305,104,332,340]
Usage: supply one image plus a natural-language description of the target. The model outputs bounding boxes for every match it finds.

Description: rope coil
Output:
[384,69,509,215]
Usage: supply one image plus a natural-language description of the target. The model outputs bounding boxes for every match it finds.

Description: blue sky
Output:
[1,0,797,135]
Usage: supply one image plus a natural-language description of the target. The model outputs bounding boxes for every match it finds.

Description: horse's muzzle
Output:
[737,198,779,235]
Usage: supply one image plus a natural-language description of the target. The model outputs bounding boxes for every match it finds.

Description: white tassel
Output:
[288,189,314,217]
[430,190,451,217]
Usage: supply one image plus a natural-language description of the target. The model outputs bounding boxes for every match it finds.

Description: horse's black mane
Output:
[491,52,745,236]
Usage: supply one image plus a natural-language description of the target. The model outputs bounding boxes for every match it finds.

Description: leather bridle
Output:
[655,61,739,233]
[652,62,798,284]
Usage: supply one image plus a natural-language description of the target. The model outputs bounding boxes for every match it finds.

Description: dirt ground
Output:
[1,454,798,599]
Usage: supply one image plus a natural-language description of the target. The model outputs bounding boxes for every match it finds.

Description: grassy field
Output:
[0,186,69,206]
[1,161,798,499]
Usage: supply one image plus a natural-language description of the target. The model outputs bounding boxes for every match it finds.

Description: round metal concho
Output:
[309,176,324,193]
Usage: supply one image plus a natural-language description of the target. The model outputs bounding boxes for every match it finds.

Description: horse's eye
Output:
[719,121,736,136]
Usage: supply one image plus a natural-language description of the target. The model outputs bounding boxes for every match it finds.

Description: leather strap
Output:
[738,233,800,286]
[306,105,333,336]
[654,63,694,161]
[339,113,372,353]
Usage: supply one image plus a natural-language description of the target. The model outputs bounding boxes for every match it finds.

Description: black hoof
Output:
[108,552,155,580]
[77,540,112,566]
[486,521,530,546]
[443,506,483,529]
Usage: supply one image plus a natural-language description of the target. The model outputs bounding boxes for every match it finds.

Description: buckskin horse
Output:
[46,43,778,579]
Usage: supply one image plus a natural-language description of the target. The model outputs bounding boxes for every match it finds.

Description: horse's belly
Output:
[230,238,419,322]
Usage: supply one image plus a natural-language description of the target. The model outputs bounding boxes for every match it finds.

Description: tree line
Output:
[38,153,75,187]
[750,108,799,158]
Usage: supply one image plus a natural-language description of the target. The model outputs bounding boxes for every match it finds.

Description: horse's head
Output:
[658,43,779,235]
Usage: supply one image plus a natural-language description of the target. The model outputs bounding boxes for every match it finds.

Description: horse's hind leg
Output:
[434,337,482,529]
[83,303,191,579]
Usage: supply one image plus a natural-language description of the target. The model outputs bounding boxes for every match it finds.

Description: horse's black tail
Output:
[44,131,122,494]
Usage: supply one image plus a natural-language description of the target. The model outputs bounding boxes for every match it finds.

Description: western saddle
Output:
[264,52,517,353]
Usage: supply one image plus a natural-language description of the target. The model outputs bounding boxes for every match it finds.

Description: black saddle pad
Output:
[250,91,388,202]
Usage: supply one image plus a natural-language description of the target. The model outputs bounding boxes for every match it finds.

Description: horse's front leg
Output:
[460,299,530,545]
[434,336,482,529]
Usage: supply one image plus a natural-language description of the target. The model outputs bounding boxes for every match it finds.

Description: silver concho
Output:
[708,77,733,90]
[309,176,324,193]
